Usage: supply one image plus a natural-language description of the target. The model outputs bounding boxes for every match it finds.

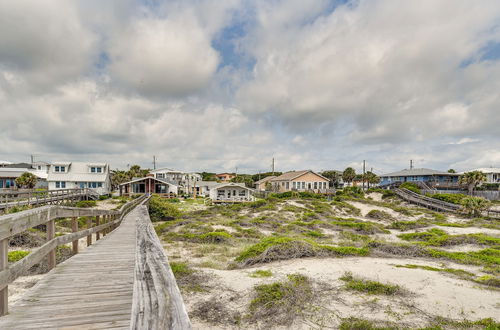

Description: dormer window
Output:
[55,166,66,173]
[90,167,103,173]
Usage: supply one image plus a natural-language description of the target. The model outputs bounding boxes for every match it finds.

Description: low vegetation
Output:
[248,273,313,325]
[75,200,97,208]
[339,272,404,295]
[8,250,30,263]
[148,195,182,221]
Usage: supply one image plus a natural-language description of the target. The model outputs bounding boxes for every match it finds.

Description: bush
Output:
[399,182,421,194]
[8,250,30,263]
[198,232,232,243]
[98,195,110,200]
[148,195,182,221]
[249,270,273,278]
[381,190,396,199]
[75,200,97,208]
[430,193,467,205]
[338,187,365,198]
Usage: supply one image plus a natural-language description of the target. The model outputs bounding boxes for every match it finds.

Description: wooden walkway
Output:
[0,206,140,329]
[0,189,96,210]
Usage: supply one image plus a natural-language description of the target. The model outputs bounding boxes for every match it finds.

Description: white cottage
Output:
[209,183,255,203]
[47,162,111,195]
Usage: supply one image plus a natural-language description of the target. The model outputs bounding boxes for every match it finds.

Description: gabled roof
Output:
[119,176,178,187]
[270,170,329,182]
[381,168,458,177]
[210,182,254,191]
[255,176,276,184]
[216,173,235,176]
[460,168,500,174]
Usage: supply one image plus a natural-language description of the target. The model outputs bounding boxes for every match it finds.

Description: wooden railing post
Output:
[0,238,8,316]
[72,217,79,254]
[86,217,92,246]
[96,216,100,241]
[47,219,56,270]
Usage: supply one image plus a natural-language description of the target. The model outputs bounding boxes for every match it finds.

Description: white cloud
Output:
[0,0,97,90]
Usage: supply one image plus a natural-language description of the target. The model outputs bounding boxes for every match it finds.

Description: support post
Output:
[0,238,8,316]
[47,219,56,270]
[96,216,100,240]
[87,217,92,246]
[72,217,79,254]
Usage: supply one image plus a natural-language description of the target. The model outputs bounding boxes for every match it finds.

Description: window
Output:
[91,167,96,173]
[55,166,66,173]
[286,182,289,189]
[56,181,66,188]
[314,182,318,189]
[97,167,102,173]
[292,182,296,189]
[157,173,165,179]
[55,166,59,172]
[0,180,3,188]
[302,182,305,189]
[37,166,41,170]
[239,190,246,196]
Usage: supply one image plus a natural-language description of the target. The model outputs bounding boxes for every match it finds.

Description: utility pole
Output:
[410,160,413,170]
[272,158,275,175]
[30,155,34,164]
[153,156,156,170]
[362,160,366,191]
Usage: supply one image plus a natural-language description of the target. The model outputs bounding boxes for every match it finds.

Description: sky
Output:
[1,0,500,175]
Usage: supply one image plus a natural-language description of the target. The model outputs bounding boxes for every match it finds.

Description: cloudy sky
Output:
[1,0,499,174]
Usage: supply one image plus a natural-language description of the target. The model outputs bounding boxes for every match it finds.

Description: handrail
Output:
[0,194,147,316]
[0,188,94,210]
[130,199,191,329]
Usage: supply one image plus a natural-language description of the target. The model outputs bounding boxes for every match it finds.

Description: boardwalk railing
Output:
[0,188,98,210]
[131,200,191,329]
[0,194,147,316]
[394,188,500,218]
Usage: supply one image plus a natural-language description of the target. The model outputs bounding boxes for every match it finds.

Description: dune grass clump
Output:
[331,199,362,216]
[340,272,403,296]
[8,250,30,263]
[366,209,393,220]
[249,269,273,278]
[386,220,429,231]
[330,218,389,234]
[248,274,313,325]
[235,236,368,266]
[148,195,182,221]
[398,229,500,248]
[170,261,207,293]
[75,200,97,208]
[394,264,474,277]
[339,317,398,330]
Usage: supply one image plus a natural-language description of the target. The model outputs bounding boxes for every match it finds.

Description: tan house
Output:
[254,176,276,191]
[216,173,236,182]
[270,170,329,193]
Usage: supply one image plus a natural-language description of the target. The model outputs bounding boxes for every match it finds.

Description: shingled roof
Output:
[270,170,328,181]
[381,168,458,177]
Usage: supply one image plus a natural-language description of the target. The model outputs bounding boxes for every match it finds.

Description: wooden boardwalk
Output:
[0,206,140,329]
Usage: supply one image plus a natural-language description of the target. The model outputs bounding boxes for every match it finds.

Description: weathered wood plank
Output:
[130,205,191,330]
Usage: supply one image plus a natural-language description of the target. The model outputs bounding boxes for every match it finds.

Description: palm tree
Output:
[459,171,486,195]
[342,167,356,186]
[365,171,380,188]
[15,172,38,189]
[460,196,490,217]
[110,170,130,189]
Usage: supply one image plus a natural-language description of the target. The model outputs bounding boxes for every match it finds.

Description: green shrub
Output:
[386,220,428,231]
[381,190,396,199]
[8,250,30,263]
[430,193,467,205]
[148,195,182,221]
[170,261,194,278]
[339,272,403,295]
[98,195,110,200]
[399,182,421,194]
[339,317,397,330]
[339,186,365,198]
[75,200,97,208]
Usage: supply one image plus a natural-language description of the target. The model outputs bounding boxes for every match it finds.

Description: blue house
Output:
[379,168,459,187]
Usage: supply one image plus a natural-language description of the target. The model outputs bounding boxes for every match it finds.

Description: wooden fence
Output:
[0,194,147,315]
[0,188,98,210]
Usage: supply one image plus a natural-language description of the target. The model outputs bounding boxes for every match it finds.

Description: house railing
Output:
[0,194,147,315]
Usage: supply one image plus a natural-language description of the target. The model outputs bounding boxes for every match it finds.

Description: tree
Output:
[447,169,456,173]
[364,171,380,188]
[110,170,130,190]
[201,172,217,181]
[231,174,254,187]
[321,170,341,188]
[15,172,37,189]
[251,172,282,182]
[459,171,487,195]
[460,196,490,217]
[342,167,356,186]
[127,165,150,179]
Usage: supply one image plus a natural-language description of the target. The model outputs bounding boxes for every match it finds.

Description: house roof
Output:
[210,182,253,191]
[381,168,458,177]
[459,168,500,174]
[270,170,329,182]
[47,162,110,182]
[196,181,220,187]
[254,176,276,184]
[119,176,178,187]
[216,173,235,176]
